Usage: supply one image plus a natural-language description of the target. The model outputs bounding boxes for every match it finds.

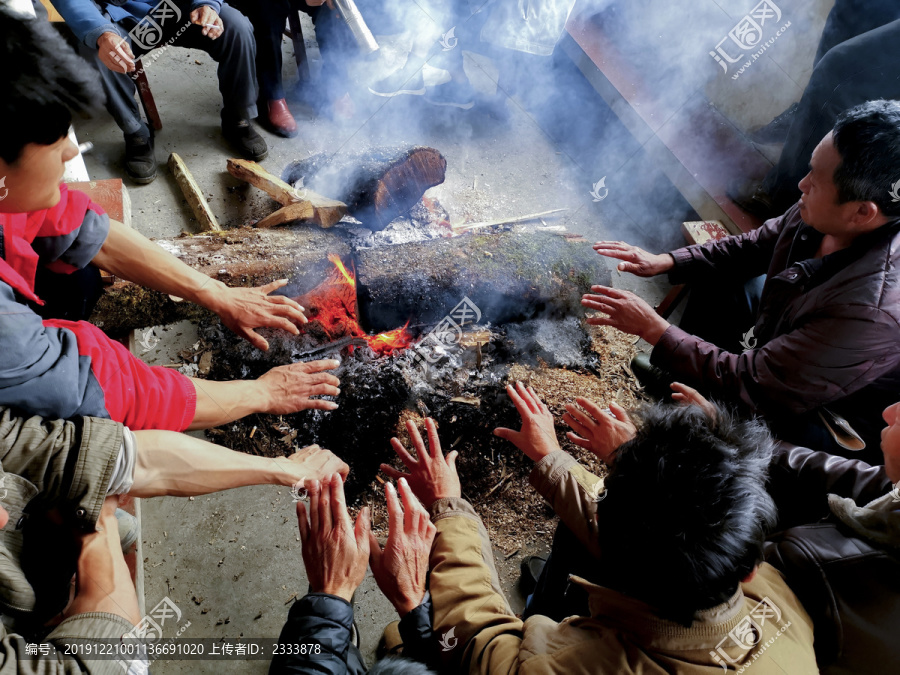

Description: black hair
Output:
[832,100,900,218]
[598,403,776,625]
[0,6,103,164]
[368,657,436,675]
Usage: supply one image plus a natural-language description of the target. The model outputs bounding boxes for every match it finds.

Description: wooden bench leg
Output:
[287,12,310,82]
[134,60,162,131]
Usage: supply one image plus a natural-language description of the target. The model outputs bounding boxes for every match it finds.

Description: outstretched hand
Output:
[368,478,436,617]
[258,359,341,414]
[494,382,561,462]
[582,285,670,345]
[286,444,350,483]
[562,399,636,464]
[212,279,308,351]
[381,419,460,509]
[592,241,674,277]
[670,382,717,419]
[297,474,370,602]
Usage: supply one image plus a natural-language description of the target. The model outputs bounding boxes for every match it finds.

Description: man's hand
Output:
[562,399,636,464]
[494,382,561,462]
[582,286,671,345]
[593,241,674,277]
[297,474,370,602]
[368,479,436,617]
[97,32,135,73]
[306,0,335,8]
[257,360,341,414]
[208,280,308,351]
[285,444,350,483]
[670,382,717,419]
[381,419,461,509]
[190,6,223,39]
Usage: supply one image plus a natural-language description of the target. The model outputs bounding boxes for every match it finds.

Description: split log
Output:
[227,159,347,228]
[89,229,608,335]
[89,227,351,335]
[281,146,446,231]
[356,230,611,331]
[169,153,222,232]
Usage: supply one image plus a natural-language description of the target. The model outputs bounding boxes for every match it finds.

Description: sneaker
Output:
[518,555,547,597]
[631,353,673,401]
[749,102,799,144]
[123,125,157,184]
[369,65,425,97]
[424,79,475,110]
[115,508,139,553]
[222,117,268,161]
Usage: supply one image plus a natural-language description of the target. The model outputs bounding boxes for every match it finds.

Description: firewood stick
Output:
[168,153,222,232]
[451,208,568,232]
[227,158,348,228]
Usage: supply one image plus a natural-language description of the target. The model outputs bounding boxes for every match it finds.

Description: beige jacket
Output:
[0,407,135,674]
[428,451,819,674]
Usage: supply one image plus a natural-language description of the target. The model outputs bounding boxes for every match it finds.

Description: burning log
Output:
[227,159,347,228]
[356,230,611,332]
[282,146,447,231]
[89,227,351,335]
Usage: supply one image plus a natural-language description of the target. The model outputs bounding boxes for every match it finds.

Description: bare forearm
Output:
[92,219,227,310]
[130,429,304,497]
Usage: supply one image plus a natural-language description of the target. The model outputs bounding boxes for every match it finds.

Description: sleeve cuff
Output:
[67,417,125,529]
[666,247,696,284]
[428,496,479,522]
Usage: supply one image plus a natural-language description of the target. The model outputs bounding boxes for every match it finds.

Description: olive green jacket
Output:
[0,407,135,674]
[427,451,820,674]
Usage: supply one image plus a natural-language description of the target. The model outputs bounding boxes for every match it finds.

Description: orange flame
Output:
[314,254,412,356]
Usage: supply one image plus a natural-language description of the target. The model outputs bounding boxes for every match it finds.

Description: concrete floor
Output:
[73,22,681,673]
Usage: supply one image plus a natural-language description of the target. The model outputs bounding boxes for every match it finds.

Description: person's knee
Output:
[219,4,255,45]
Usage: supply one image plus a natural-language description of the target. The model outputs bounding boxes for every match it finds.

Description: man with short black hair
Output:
[586,100,900,461]
[382,387,818,673]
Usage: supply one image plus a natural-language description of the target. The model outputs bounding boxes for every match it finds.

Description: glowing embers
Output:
[298,255,413,356]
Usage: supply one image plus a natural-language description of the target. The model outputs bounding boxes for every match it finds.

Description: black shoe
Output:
[369,65,426,97]
[518,555,547,597]
[749,102,799,144]
[425,79,475,110]
[728,181,779,221]
[123,126,157,184]
[631,353,673,400]
[222,117,268,161]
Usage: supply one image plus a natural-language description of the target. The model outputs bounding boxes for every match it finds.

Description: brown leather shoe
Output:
[265,99,298,138]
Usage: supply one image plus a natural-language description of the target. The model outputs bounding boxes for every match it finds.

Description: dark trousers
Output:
[762,11,900,212]
[524,523,600,621]
[78,2,258,135]
[236,0,354,104]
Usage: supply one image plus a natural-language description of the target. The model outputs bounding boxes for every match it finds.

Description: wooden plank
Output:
[227,158,308,206]
[168,153,222,232]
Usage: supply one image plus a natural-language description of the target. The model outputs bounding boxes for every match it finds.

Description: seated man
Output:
[381,398,818,673]
[50,0,267,183]
[585,100,900,462]
[0,404,348,633]
[764,400,900,673]
[0,7,340,432]
[271,473,438,674]
[735,0,900,218]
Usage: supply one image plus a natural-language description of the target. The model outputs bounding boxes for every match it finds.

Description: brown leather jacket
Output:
[765,443,900,674]
[655,204,900,455]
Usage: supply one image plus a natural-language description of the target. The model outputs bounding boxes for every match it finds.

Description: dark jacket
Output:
[655,203,900,453]
[270,592,437,674]
[765,443,900,674]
